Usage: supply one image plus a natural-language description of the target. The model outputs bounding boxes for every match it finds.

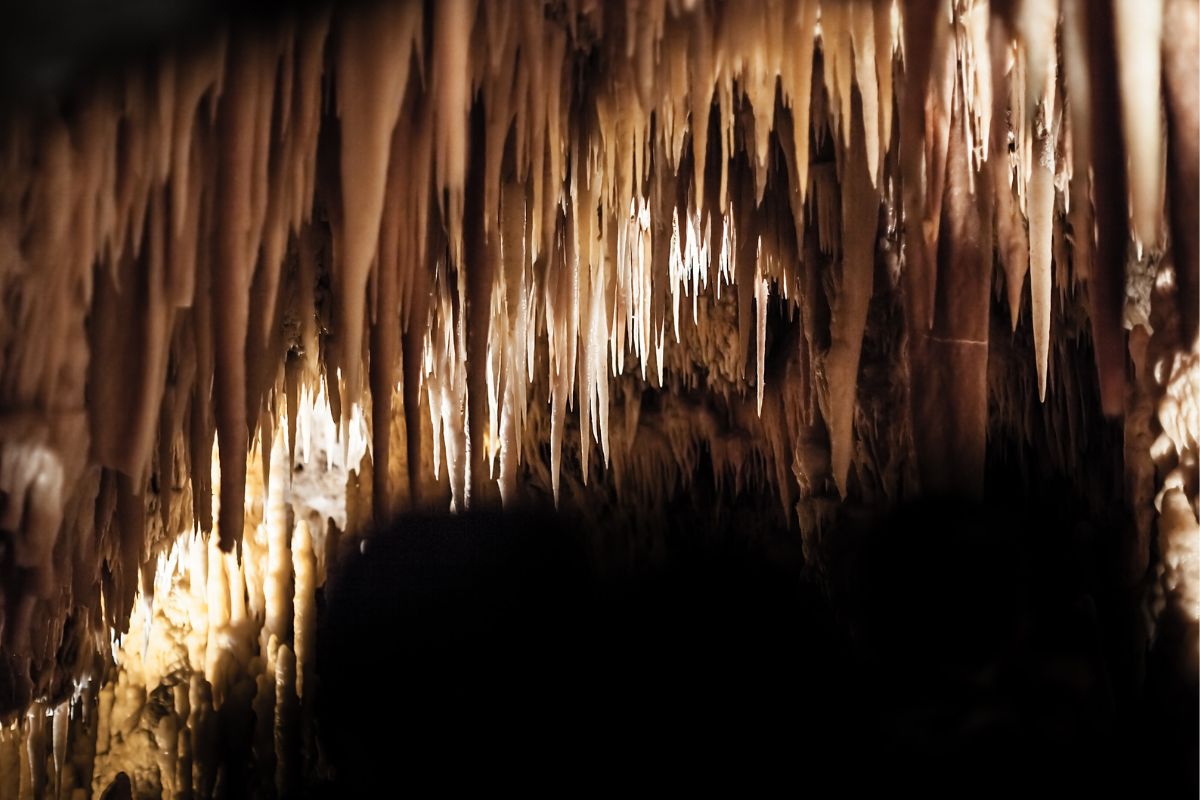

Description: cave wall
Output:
[0,0,1196,795]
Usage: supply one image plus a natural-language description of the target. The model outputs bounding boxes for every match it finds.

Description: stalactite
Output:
[434,0,473,263]
[465,100,493,508]
[1114,0,1164,251]
[0,1,1194,793]
[334,1,418,417]
[825,98,878,496]
[992,14,1030,331]
[1027,85,1056,401]
[922,75,994,497]
[1021,0,1059,402]
[1083,0,1133,418]
[897,0,941,333]
[1161,0,1199,348]
[211,33,262,553]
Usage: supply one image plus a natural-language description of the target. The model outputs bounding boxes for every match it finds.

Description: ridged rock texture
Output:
[0,0,1196,796]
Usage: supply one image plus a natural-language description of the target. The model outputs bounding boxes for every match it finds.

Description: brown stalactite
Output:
[212,32,262,552]
[1084,0,1132,418]
[898,0,940,333]
[1162,0,1199,349]
[0,4,1193,790]
[333,3,417,419]
[466,99,493,508]
[911,81,994,498]
[826,93,879,496]
[990,11,1030,333]
[404,232,432,512]
[369,113,412,524]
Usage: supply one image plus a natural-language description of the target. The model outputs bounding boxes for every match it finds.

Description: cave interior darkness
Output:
[0,0,1197,796]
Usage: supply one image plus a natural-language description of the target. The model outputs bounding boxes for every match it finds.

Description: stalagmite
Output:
[1158,487,1200,620]
[755,265,769,416]
[273,644,297,797]
[292,520,316,700]
[0,722,19,798]
[264,433,291,645]
[52,701,67,799]
[203,470,234,705]
[253,666,277,795]
[0,0,1195,793]
[25,707,46,800]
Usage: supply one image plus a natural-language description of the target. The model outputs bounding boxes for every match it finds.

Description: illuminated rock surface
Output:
[0,0,1195,795]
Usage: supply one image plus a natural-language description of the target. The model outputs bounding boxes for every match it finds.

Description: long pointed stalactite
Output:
[0,0,1196,795]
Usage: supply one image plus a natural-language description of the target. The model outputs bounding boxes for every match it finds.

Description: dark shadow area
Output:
[316,509,857,793]
[315,500,1198,794]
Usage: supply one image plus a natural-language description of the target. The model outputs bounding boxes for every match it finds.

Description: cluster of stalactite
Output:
[0,0,1197,794]
[0,404,360,798]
